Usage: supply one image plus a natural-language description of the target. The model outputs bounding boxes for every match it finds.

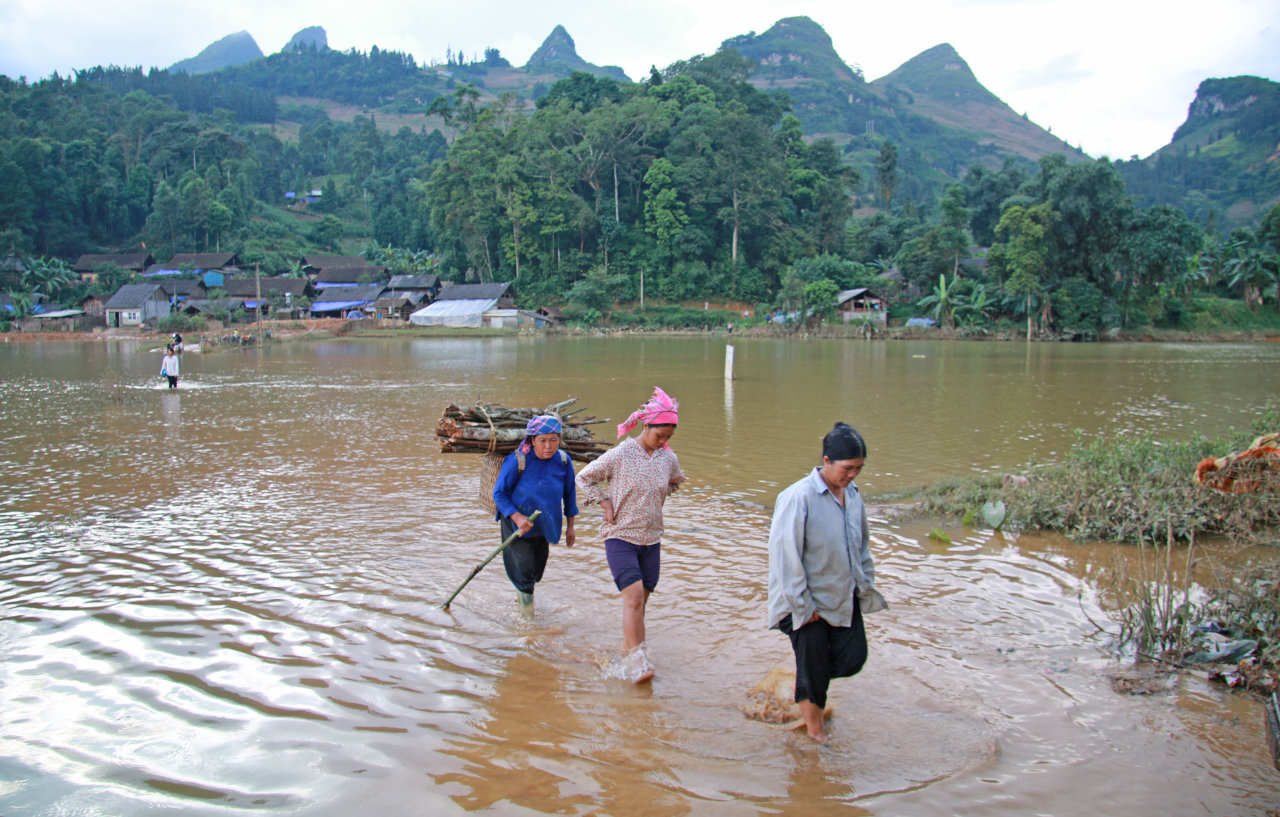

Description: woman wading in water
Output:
[767,422,882,742]
[577,387,685,683]
[491,414,579,620]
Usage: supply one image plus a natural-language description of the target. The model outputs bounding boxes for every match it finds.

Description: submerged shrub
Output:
[915,408,1280,690]
[920,407,1280,547]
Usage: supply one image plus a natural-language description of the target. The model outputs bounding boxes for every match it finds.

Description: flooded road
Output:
[1,335,1277,815]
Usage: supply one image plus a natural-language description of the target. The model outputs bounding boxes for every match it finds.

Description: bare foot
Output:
[798,699,826,742]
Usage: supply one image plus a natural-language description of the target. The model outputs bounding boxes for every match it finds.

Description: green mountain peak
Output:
[871,43,1000,106]
[283,27,327,53]
[722,15,862,84]
[169,30,263,75]
[523,25,628,82]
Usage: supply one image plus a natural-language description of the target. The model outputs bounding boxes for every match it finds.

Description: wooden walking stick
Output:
[441,511,541,611]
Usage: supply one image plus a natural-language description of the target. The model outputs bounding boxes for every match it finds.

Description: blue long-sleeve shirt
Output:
[492,449,579,544]
[767,467,874,630]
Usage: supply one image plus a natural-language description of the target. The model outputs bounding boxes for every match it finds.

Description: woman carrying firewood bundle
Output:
[491,415,579,620]
[576,387,686,683]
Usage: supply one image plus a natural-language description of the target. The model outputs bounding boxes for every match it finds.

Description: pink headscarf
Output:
[617,387,679,439]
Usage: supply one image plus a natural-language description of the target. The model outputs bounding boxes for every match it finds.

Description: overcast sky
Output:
[2,0,1277,160]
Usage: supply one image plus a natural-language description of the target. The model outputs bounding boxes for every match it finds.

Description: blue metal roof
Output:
[310,300,369,313]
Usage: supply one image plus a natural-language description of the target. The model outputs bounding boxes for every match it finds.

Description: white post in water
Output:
[724,344,735,381]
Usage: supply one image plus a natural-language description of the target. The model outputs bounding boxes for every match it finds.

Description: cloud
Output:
[1009,53,1093,93]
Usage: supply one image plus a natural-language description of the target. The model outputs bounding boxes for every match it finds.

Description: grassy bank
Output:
[911,407,1280,693]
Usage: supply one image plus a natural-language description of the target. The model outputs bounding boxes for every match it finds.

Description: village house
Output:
[73,252,154,284]
[372,292,429,320]
[310,284,386,317]
[386,273,441,302]
[302,254,369,276]
[409,282,519,328]
[536,306,567,325]
[78,293,107,316]
[179,298,246,319]
[103,283,169,328]
[368,273,440,320]
[169,252,240,270]
[0,256,25,290]
[143,253,241,278]
[313,266,388,290]
[157,278,207,305]
[836,288,890,324]
[24,305,88,332]
[221,276,315,311]
[221,276,313,319]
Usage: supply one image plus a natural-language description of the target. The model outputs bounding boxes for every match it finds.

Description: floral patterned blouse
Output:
[576,437,686,546]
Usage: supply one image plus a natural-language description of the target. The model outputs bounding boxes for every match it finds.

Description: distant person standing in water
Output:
[576,387,686,683]
[767,422,883,743]
[172,332,183,354]
[160,345,180,389]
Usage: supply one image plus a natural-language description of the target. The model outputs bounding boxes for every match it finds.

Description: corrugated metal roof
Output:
[436,282,512,301]
[315,266,387,284]
[168,253,237,268]
[313,285,385,303]
[222,277,310,297]
[104,283,165,309]
[387,274,439,289]
[310,300,370,313]
[32,309,84,319]
[74,252,153,272]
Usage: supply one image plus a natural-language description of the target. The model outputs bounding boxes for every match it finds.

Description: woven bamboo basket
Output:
[478,452,506,517]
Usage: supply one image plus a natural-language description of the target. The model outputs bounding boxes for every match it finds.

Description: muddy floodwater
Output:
[1,335,1278,816]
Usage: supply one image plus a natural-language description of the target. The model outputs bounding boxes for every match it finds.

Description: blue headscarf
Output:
[520,414,563,454]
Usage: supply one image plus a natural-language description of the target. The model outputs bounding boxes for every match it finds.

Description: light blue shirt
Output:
[767,467,874,630]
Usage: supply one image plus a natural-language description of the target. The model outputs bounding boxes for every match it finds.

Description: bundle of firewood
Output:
[436,398,611,463]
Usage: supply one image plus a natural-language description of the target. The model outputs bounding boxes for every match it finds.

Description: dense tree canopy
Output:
[0,55,1276,335]
[419,64,858,303]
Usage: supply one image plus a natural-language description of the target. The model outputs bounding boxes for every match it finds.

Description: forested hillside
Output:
[0,17,1277,338]
[1116,75,1280,229]
[722,18,1087,207]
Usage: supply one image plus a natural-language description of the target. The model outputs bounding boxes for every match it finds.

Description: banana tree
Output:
[1225,239,1278,310]
[953,282,993,327]
[918,274,957,329]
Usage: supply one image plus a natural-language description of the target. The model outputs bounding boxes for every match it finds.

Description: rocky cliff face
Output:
[524,25,629,82]
[723,17,1082,164]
